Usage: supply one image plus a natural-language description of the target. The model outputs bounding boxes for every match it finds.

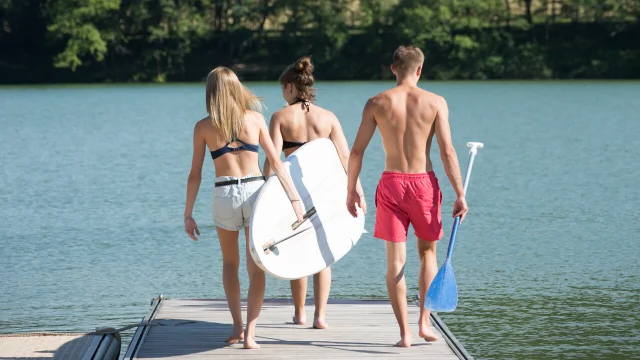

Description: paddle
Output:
[424,142,484,313]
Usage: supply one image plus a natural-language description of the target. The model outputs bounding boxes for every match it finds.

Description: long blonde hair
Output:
[206,67,263,141]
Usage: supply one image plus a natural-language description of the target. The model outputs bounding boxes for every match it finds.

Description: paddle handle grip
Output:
[445,142,483,259]
[462,142,483,193]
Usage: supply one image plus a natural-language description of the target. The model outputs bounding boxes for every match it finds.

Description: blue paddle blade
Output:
[424,258,458,312]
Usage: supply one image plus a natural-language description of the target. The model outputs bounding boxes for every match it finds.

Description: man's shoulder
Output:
[413,88,447,110]
[415,87,445,100]
[367,91,393,108]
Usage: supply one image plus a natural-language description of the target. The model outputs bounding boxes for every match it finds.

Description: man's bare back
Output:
[367,85,444,174]
[346,45,468,348]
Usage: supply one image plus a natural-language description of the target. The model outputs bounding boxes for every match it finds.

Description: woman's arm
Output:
[263,112,283,177]
[256,113,304,222]
[184,121,206,241]
[328,114,366,212]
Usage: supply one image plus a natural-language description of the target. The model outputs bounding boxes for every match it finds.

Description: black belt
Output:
[215,175,265,187]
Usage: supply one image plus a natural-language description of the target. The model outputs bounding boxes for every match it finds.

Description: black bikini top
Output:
[282,140,307,149]
[282,98,312,149]
[210,139,259,160]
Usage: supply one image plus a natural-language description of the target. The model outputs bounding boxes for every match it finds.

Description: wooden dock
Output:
[124,296,473,359]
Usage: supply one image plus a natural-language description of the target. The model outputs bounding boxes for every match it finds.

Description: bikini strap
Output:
[292,97,311,113]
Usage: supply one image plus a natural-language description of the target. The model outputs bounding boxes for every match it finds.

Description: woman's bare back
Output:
[275,104,336,156]
[197,111,264,177]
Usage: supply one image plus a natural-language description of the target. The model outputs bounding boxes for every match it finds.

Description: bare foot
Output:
[394,334,412,347]
[313,317,328,329]
[292,314,306,325]
[243,335,261,349]
[419,326,439,342]
[225,327,244,344]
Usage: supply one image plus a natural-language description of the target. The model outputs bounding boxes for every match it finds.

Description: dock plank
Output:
[127,298,465,360]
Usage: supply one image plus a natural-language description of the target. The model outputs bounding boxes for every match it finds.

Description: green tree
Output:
[47,0,120,70]
[2,0,639,83]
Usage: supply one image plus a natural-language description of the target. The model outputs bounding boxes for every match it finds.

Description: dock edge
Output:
[414,296,474,360]
[122,294,164,359]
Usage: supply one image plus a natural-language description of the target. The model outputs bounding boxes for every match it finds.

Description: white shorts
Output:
[212,174,265,231]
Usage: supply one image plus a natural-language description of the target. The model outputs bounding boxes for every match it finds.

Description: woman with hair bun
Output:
[264,57,366,329]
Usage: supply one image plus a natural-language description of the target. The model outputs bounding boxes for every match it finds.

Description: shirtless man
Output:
[346,45,468,347]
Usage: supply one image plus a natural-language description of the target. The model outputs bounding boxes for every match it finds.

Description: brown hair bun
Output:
[295,57,314,75]
[280,56,316,102]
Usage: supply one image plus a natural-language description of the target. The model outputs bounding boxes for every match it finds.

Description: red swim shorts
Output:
[374,171,444,242]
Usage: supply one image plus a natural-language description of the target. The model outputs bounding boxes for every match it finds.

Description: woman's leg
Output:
[244,226,265,349]
[290,277,308,325]
[216,226,244,344]
[312,266,331,329]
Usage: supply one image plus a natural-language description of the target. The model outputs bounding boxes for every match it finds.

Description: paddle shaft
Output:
[445,144,482,259]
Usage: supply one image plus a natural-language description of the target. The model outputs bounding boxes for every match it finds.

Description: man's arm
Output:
[434,97,468,220]
[434,97,464,196]
[328,113,365,197]
[347,97,377,217]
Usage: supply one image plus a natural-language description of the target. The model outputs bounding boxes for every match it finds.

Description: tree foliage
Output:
[1,0,638,83]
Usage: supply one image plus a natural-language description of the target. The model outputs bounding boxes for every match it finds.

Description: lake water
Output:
[1,81,639,360]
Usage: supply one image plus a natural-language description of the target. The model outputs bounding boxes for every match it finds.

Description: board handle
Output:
[291,207,317,230]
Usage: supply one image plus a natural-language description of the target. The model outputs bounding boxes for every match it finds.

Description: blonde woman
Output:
[264,57,366,329]
[184,67,304,349]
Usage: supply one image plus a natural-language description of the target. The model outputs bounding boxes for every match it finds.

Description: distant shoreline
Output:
[2,79,640,88]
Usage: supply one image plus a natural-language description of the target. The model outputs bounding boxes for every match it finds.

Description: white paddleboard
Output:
[249,138,365,280]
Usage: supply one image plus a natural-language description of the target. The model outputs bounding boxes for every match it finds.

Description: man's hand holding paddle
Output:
[453,196,468,222]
